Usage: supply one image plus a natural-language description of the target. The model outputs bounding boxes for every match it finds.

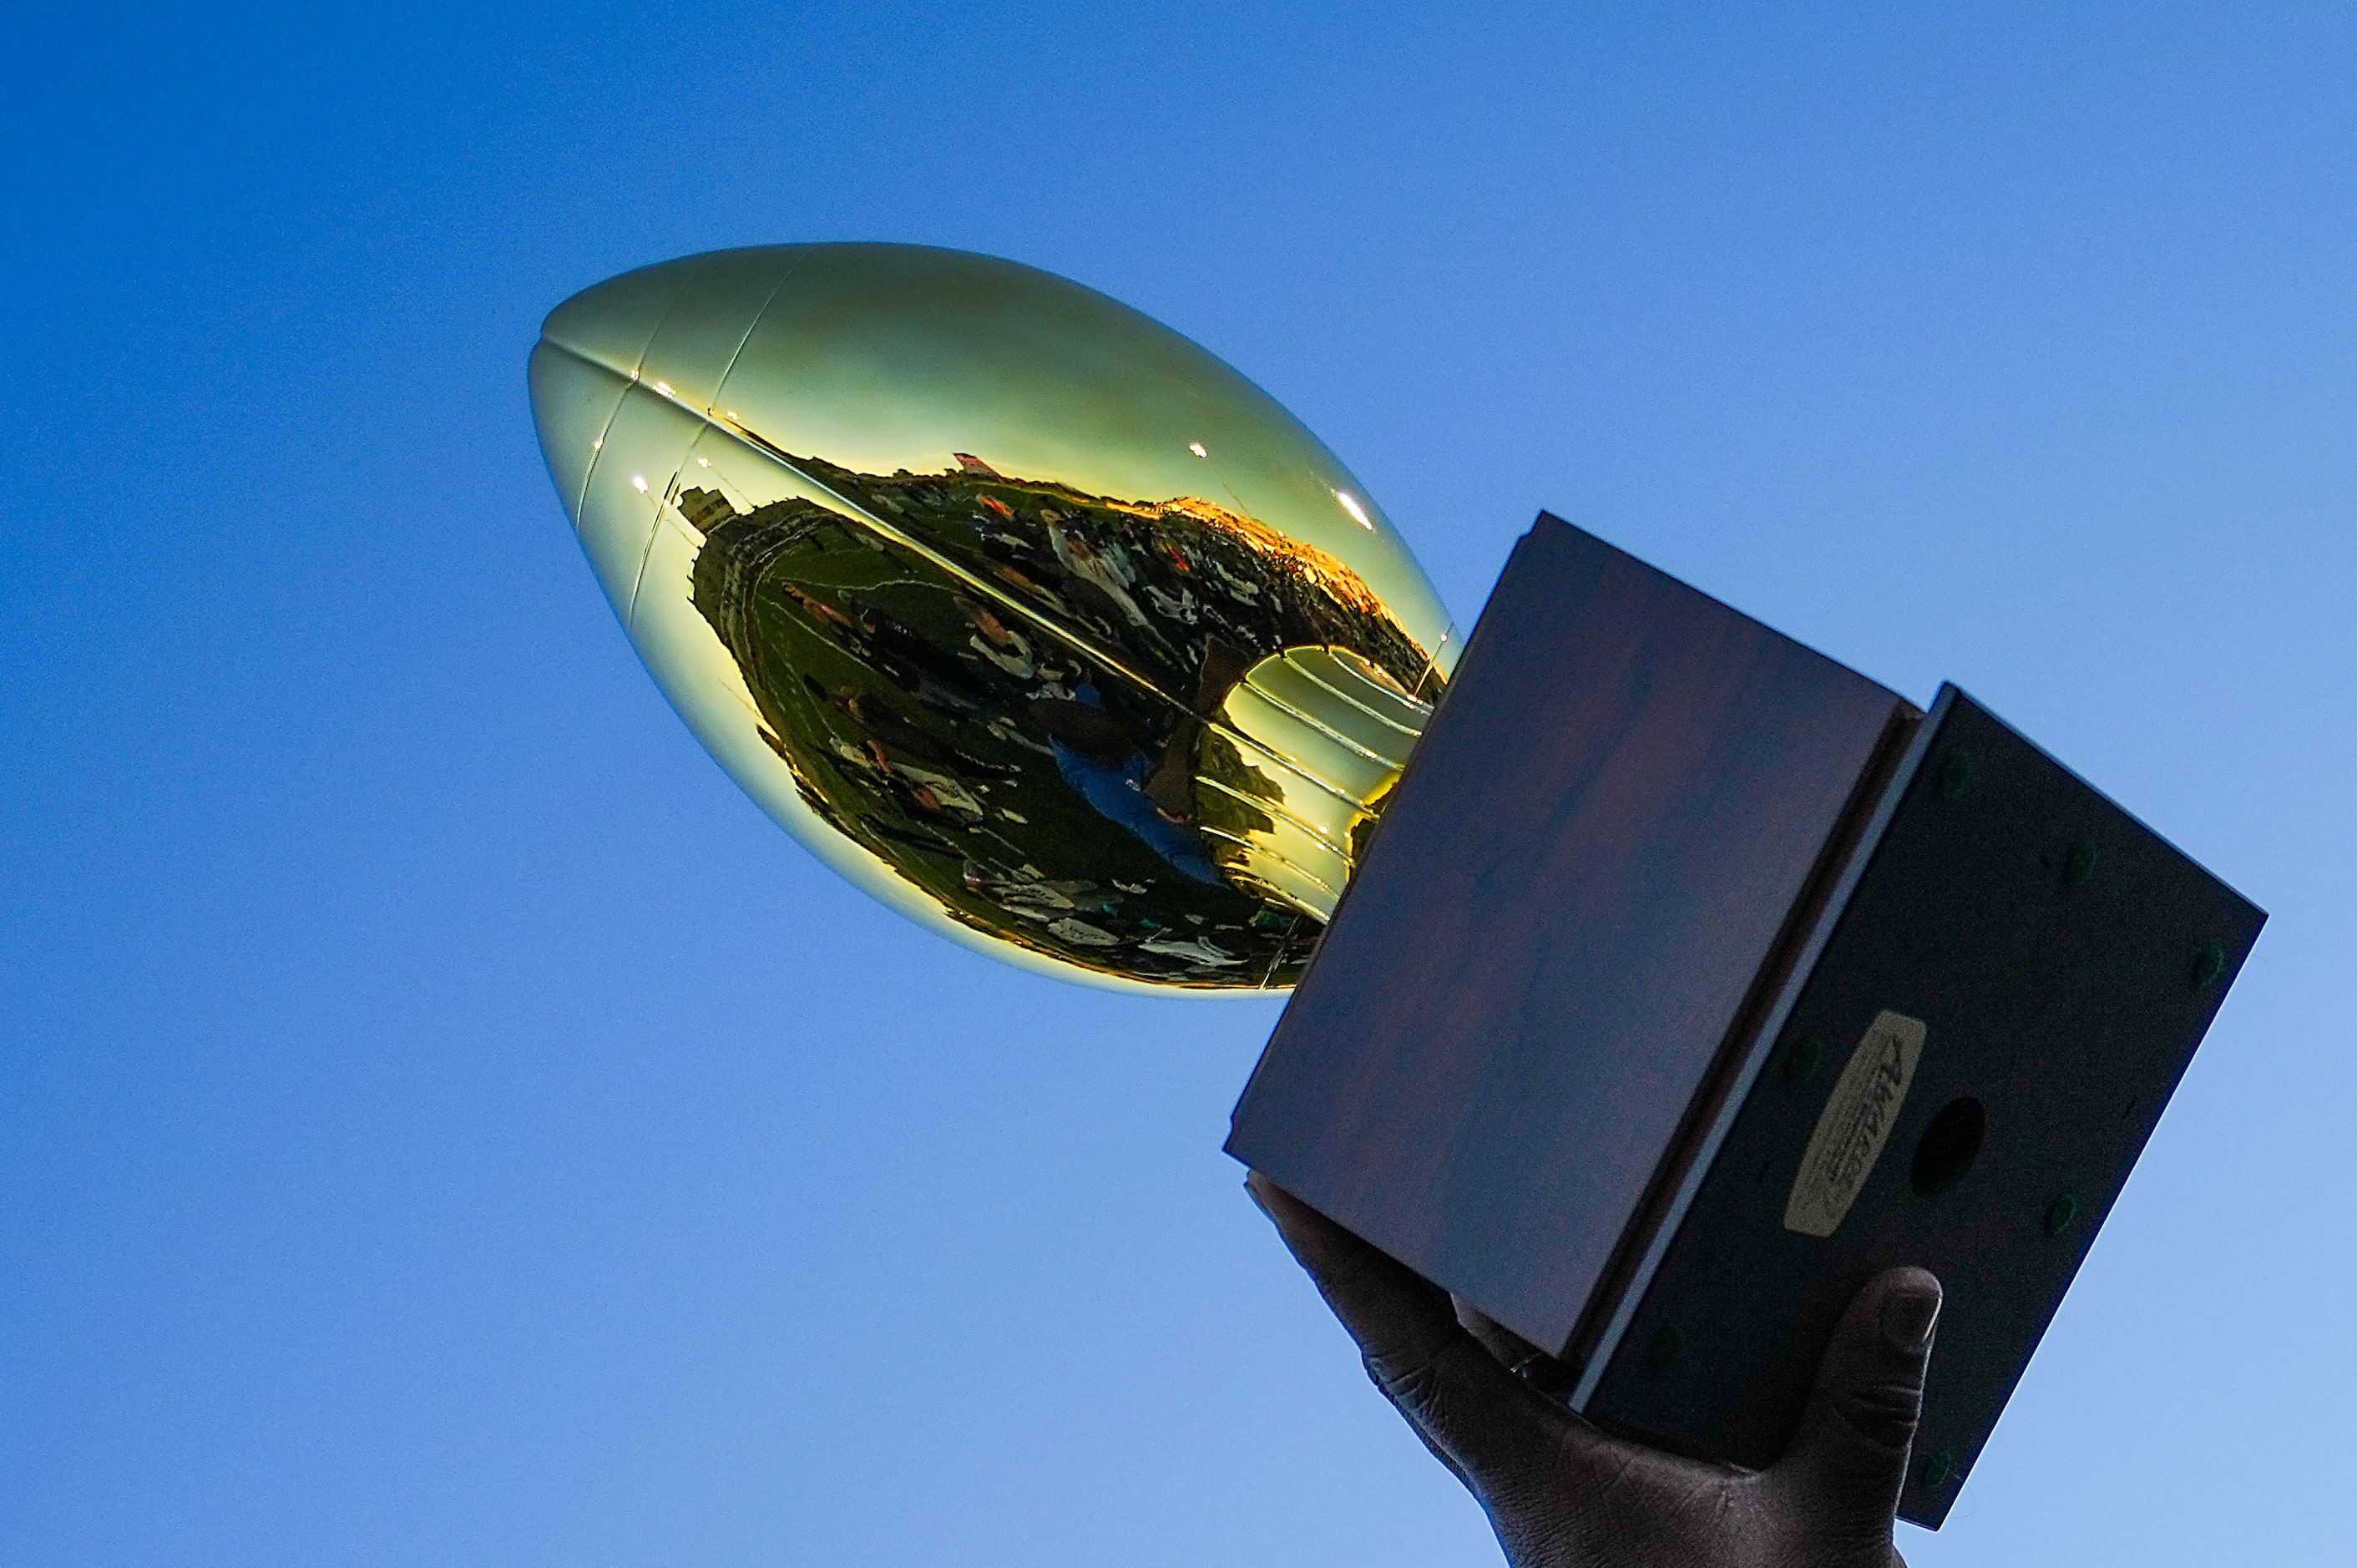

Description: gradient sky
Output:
[4,4,2351,1565]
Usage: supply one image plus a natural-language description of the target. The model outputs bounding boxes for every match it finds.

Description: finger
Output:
[1245,1172,1569,1490]
[1772,1267,1942,1539]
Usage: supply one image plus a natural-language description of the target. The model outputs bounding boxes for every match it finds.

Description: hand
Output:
[1246,1171,1941,1568]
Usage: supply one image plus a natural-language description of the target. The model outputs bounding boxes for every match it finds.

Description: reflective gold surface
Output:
[529,244,1459,992]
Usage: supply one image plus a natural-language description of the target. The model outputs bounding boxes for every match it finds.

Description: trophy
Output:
[529,245,2261,1528]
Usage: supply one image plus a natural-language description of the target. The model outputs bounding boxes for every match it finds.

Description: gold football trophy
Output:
[529,243,1459,993]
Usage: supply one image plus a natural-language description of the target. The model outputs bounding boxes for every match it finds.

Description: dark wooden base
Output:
[1227,514,2262,1528]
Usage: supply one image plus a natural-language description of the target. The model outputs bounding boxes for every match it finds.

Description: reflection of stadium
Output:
[683,453,1436,988]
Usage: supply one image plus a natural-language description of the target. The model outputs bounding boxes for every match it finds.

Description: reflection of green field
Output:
[704,502,1302,986]
[685,447,1434,987]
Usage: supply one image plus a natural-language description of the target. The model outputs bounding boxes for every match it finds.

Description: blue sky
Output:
[3,3,2351,1563]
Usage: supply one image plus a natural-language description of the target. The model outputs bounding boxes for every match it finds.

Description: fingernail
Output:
[1882,1286,1941,1351]
[1242,1175,1276,1225]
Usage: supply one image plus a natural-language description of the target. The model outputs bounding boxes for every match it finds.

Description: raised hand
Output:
[1247,1171,1940,1568]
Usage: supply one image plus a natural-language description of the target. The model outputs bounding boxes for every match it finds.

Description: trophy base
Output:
[1227,514,2261,1528]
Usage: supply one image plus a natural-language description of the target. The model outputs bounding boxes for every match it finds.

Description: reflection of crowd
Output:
[825,454,1426,706]
[683,456,1419,984]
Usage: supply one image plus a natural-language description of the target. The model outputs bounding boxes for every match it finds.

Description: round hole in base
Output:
[1909,1097,1987,1198]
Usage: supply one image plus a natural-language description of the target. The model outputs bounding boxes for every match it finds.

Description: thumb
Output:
[1770,1267,1941,1537]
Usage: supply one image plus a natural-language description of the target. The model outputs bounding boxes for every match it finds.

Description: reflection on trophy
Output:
[528,242,1457,992]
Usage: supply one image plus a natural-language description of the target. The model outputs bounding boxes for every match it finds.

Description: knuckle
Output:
[1364,1348,1449,1414]
[1828,1374,1925,1453]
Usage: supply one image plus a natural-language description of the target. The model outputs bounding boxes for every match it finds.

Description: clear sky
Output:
[3,4,2349,1564]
